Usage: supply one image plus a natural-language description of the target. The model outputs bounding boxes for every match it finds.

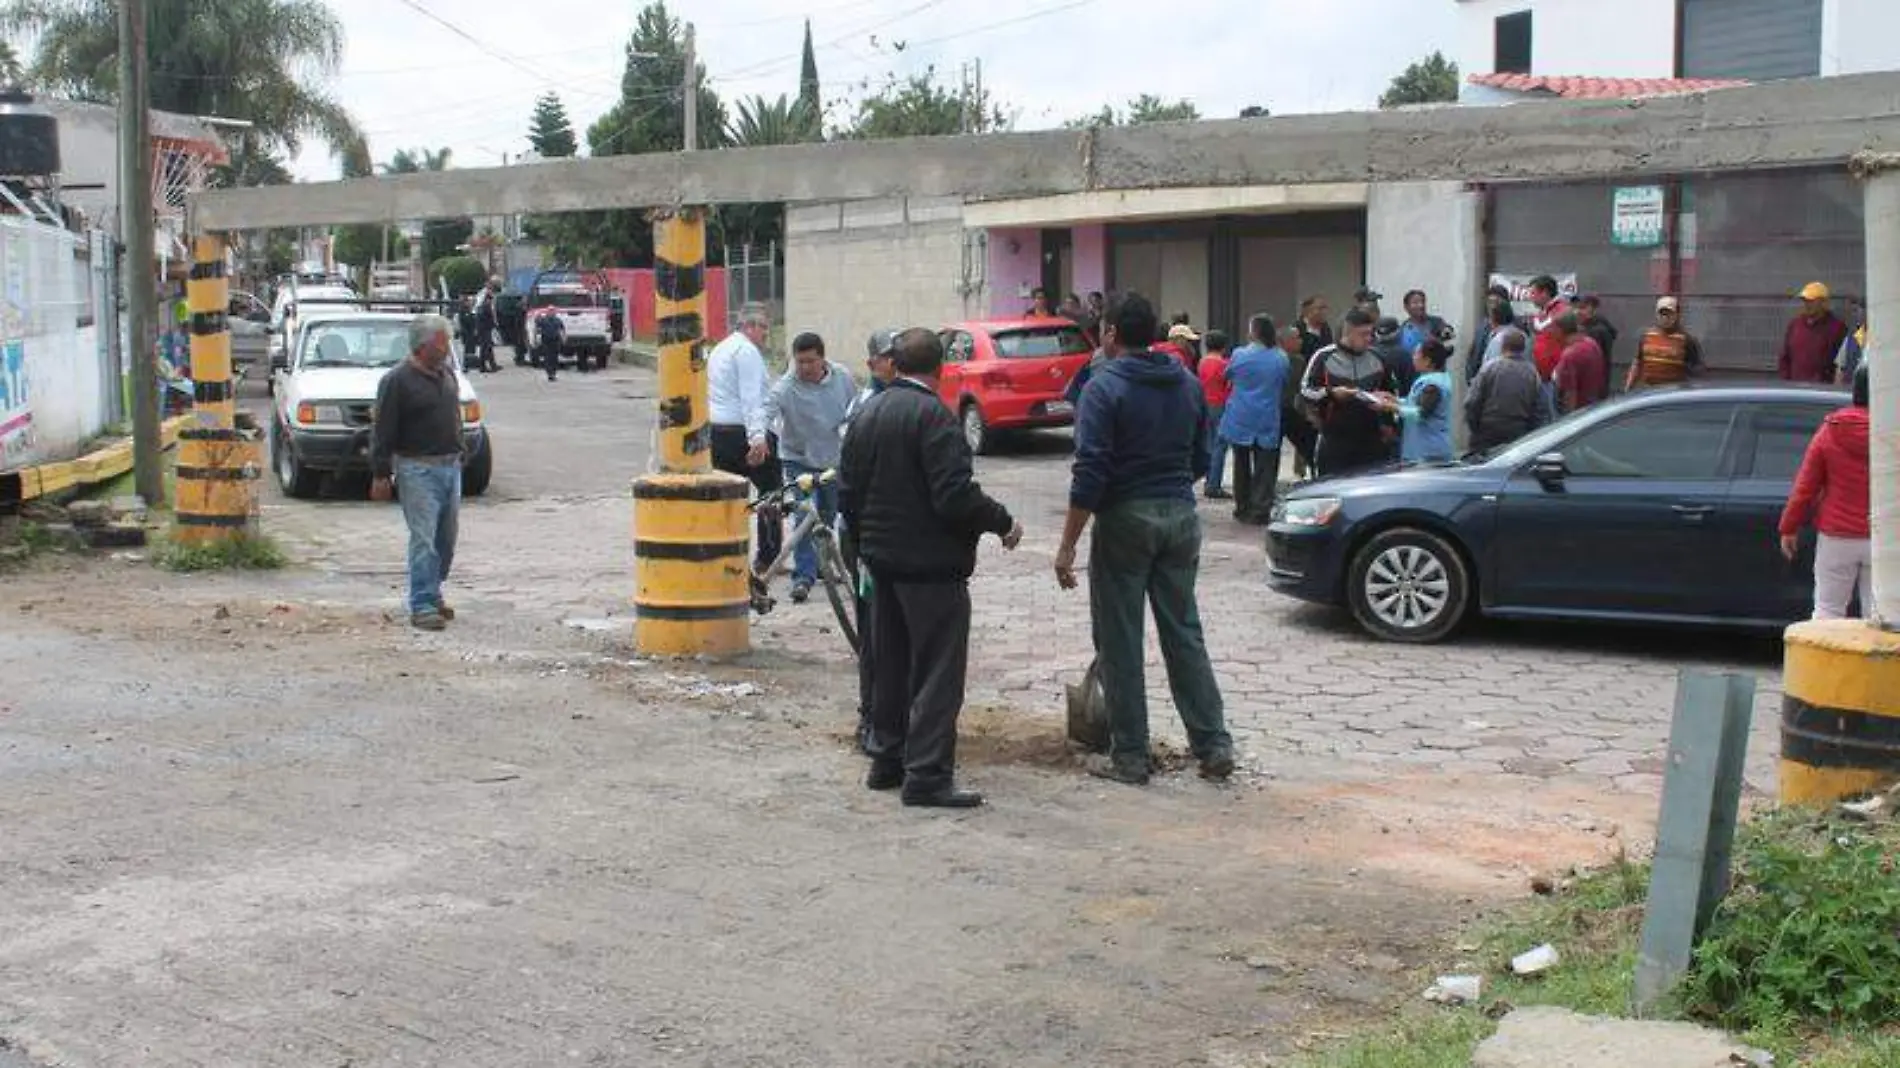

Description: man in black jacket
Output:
[839,328,1023,808]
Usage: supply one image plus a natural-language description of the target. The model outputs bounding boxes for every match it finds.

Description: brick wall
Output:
[784,196,983,366]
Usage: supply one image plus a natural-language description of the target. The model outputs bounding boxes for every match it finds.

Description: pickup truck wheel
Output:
[462,437,493,497]
[271,419,320,499]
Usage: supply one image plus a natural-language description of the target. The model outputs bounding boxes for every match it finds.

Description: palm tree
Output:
[724,93,818,147]
[0,38,23,86]
[0,0,366,165]
[380,147,453,174]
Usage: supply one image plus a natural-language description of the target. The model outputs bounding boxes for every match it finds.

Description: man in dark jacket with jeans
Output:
[840,328,1023,808]
[1052,293,1235,786]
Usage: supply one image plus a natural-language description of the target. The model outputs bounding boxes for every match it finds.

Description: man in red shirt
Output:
[1779,282,1850,383]
[1526,274,1570,381]
[1552,312,1607,414]
[1197,329,1233,500]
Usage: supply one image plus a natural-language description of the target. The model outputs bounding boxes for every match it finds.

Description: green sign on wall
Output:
[1612,186,1667,249]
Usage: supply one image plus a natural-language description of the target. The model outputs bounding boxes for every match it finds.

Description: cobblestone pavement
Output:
[248,363,1788,802]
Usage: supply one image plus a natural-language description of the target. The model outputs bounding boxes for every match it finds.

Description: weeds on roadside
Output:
[0,519,61,567]
[1685,808,1900,1035]
[152,531,287,572]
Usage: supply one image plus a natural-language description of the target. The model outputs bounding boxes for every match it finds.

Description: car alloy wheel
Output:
[962,403,989,455]
[1347,527,1470,644]
[1365,544,1450,630]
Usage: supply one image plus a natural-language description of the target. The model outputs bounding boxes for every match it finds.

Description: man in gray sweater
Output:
[1464,329,1552,453]
[756,331,859,602]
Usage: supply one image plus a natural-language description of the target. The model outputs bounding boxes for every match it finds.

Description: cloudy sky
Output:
[292,0,1460,180]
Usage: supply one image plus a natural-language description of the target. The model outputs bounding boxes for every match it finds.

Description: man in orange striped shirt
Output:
[1625,296,1705,390]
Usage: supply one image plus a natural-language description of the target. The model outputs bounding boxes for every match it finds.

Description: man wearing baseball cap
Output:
[1781,282,1849,383]
[1626,296,1705,390]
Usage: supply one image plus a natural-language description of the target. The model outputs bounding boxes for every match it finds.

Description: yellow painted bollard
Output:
[631,206,750,657]
[1779,619,1900,805]
[173,234,259,544]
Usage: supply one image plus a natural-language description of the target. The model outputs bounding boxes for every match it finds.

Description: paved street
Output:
[0,358,1787,1066]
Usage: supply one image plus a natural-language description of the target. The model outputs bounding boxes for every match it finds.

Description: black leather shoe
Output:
[866,764,905,791]
[901,787,984,808]
[1198,748,1237,781]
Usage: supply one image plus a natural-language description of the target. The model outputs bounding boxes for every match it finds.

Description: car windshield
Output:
[300,320,415,369]
[295,287,361,308]
[990,326,1090,359]
[1463,404,1607,466]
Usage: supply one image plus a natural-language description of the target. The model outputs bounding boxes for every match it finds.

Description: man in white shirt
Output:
[708,303,782,570]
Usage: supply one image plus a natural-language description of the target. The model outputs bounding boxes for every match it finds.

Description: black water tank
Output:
[0,90,60,178]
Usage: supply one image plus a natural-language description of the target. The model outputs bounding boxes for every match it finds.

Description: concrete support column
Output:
[631,207,751,657]
[172,234,260,544]
[1777,155,1900,805]
[1859,157,1900,627]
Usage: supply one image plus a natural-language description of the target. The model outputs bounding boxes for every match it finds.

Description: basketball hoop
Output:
[150,135,221,269]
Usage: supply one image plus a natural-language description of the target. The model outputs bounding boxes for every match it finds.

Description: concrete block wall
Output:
[784,196,982,365]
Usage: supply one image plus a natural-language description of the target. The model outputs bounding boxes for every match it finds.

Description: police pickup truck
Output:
[269,305,493,498]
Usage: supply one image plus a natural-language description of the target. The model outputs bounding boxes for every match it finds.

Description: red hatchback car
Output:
[936,319,1094,454]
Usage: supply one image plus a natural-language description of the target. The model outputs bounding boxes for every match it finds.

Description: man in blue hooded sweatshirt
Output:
[1052,292,1235,785]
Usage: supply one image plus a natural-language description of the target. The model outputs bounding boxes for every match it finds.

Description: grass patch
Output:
[1290,812,1900,1068]
[0,518,63,567]
[152,530,286,572]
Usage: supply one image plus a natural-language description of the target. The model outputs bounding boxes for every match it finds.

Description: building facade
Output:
[1456,0,1900,101]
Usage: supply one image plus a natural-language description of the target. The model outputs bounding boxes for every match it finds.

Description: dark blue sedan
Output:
[1267,384,1849,643]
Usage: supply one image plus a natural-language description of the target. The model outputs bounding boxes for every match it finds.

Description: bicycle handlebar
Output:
[748,467,838,512]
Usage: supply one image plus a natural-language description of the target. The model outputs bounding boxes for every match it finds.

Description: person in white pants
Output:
[1779,364,1873,620]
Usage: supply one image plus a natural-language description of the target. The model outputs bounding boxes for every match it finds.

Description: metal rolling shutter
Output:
[1681,0,1822,81]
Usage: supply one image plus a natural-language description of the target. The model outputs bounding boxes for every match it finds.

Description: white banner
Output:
[1489,272,1579,320]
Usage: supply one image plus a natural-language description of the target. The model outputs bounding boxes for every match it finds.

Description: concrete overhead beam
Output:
[192,71,1900,232]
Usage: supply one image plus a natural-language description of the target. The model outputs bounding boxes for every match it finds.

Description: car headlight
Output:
[461,400,483,424]
[1274,496,1342,528]
[295,402,345,426]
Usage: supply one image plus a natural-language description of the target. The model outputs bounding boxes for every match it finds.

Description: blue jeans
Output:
[781,459,837,586]
[396,458,460,615]
[1204,405,1227,491]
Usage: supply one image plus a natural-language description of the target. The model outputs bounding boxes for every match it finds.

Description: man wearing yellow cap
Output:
[1781,282,1850,383]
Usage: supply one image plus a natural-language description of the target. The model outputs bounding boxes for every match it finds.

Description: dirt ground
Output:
[0,366,1676,1066]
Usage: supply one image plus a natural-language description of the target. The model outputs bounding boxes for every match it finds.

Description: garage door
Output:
[1681,0,1821,81]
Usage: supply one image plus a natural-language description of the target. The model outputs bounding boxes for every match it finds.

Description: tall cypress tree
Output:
[798,19,821,126]
[527,92,579,158]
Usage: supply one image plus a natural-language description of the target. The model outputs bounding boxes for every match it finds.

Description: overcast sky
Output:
[291,0,1460,181]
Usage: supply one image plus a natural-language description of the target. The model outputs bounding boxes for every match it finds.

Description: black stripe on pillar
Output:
[178,428,245,442]
[683,425,711,456]
[175,465,255,482]
[632,479,748,501]
[190,311,229,335]
[1781,695,1900,770]
[655,259,705,302]
[634,601,749,621]
[658,313,703,347]
[658,395,693,429]
[188,259,226,280]
[175,512,251,528]
[688,339,707,372]
[635,539,748,561]
[193,380,233,404]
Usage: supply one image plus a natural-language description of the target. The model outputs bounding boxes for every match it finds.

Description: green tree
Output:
[527,91,577,158]
[380,146,453,174]
[429,254,487,297]
[0,38,22,85]
[1,0,365,163]
[847,66,1006,140]
[725,93,818,147]
[1066,94,1200,128]
[567,0,727,266]
[797,19,820,130]
[1379,50,1459,109]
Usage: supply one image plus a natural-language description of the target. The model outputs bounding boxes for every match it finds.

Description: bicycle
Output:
[747,468,860,656]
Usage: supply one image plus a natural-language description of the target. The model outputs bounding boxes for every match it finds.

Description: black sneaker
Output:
[1198,749,1237,781]
[1083,754,1150,786]
[790,581,812,604]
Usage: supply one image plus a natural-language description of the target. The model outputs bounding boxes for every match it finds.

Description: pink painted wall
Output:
[987,228,1042,318]
[1072,224,1107,298]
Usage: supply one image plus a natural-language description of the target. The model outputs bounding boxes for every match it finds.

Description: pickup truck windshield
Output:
[535,290,604,309]
[300,321,416,369]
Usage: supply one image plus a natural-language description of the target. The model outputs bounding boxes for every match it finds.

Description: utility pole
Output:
[118,0,163,506]
[683,23,697,152]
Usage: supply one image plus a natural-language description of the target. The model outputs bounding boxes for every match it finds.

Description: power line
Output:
[391,0,573,90]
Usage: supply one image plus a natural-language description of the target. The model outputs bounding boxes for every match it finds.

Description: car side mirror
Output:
[1530,452,1568,486]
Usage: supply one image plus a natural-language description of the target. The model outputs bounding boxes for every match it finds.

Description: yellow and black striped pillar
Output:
[173,234,260,544]
[631,207,750,657]
[1779,619,1900,805]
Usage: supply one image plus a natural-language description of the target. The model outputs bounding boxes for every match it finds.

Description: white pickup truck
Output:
[269,308,493,499]
[523,273,614,371]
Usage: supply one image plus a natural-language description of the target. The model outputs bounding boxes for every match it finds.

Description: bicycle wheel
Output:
[815,533,861,657]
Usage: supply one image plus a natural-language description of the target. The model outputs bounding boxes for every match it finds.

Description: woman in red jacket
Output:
[1778,365,1872,620]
